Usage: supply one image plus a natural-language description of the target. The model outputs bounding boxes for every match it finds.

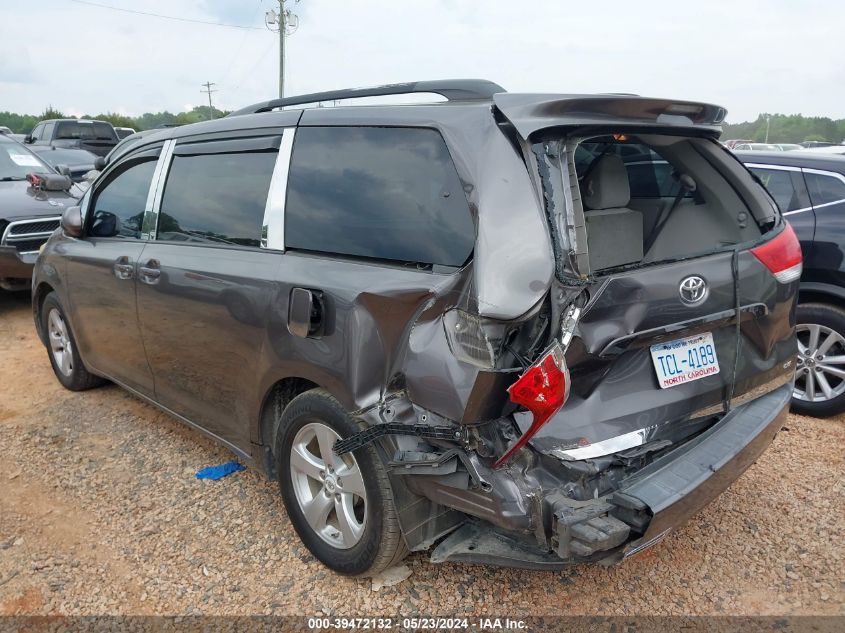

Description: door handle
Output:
[113,256,134,280]
[288,287,325,338]
[138,259,161,285]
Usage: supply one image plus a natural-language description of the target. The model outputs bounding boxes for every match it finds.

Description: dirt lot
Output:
[0,290,843,616]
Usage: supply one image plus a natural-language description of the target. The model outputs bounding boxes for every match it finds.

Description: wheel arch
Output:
[798,281,845,309]
[257,376,320,474]
[32,281,56,345]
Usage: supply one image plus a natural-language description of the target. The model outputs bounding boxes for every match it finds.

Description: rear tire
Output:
[791,302,845,417]
[41,292,105,391]
[275,389,408,576]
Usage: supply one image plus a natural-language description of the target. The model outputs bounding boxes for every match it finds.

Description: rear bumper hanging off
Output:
[430,382,792,568]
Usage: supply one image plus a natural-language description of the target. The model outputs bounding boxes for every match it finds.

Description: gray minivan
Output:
[32,80,800,576]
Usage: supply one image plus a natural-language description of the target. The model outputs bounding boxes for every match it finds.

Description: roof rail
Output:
[228,79,506,117]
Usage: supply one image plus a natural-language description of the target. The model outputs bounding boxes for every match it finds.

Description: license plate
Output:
[650,332,720,389]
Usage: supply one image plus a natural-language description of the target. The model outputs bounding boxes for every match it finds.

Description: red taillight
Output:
[27,173,42,188]
[493,345,569,468]
[751,224,803,283]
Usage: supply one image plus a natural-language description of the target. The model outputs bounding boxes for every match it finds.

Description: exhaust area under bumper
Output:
[430,382,792,568]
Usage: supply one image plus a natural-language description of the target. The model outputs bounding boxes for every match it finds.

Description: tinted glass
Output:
[157,151,276,247]
[749,167,801,212]
[90,156,158,239]
[56,121,115,141]
[285,127,474,267]
[93,122,117,140]
[805,172,845,206]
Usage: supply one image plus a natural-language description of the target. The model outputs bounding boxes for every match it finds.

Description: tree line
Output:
[1,107,843,144]
[720,114,844,144]
[0,105,230,134]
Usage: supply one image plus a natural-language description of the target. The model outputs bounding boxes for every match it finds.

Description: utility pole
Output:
[200,81,217,119]
[265,1,299,98]
[765,115,771,143]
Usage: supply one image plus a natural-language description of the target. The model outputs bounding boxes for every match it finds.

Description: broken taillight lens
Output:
[751,223,803,283]
[493,344,569,468]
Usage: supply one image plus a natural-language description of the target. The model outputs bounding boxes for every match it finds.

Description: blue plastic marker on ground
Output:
[195,462,245,480]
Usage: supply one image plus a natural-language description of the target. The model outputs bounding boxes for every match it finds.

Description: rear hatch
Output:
[494,94,800,459]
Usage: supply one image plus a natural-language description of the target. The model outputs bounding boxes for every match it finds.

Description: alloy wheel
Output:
[289,421,367,550]
[794,323,845,403]
[48,309,74,377]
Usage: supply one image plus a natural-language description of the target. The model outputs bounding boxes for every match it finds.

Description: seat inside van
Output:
[575,135,763,273]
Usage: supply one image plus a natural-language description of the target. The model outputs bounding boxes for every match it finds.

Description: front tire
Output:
[792,302,845,417]
[275,389,407,576]
[41,292,105,391]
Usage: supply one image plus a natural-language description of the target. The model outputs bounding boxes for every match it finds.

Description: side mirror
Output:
[24,135,33,144]
[94,156,106,170]
[55,164,71,177]
[61,206,83,238]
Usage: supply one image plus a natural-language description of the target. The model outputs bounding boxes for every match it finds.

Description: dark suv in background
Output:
[25,118,119,157]
[0,134,80,291]
[737,150,845,416]
[33,80,799,576]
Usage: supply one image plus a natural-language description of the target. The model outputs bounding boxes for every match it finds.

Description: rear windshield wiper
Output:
[0,176,27,181]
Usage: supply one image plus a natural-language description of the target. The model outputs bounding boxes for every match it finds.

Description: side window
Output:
[748,167,802,212]
[89,155,159,239]
[285,127,475,267]
[157,151,276,247]
[804,172,845,206]
[29,124,43,142]
[42,122,55,142]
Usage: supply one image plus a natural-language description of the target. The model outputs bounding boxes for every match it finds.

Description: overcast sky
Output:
[1,0,841,123]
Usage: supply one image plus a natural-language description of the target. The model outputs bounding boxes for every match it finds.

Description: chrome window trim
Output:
[801,167,845,210]
[746,162,813,216]
[744,162,801,172]
[142,138,176,240]
[261,127,296,251]
[802,166,845,184]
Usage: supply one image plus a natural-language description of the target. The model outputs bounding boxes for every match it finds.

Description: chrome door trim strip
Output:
[744,162,801,172]
[802,166,845,185]
[142,138,176,240]
[261,127,296,251]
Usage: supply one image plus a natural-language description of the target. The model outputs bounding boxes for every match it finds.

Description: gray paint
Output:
[31,87,799,568]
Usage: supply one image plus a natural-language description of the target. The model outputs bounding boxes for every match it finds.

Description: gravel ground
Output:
[1,290,843,616]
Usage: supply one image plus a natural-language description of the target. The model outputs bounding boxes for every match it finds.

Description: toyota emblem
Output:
[679,275,708,305]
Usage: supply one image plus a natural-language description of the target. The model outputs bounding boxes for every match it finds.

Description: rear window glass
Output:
[56,121,116,141]
[285,126,474,267]
[804,172,845,206]
[158,151,276,248]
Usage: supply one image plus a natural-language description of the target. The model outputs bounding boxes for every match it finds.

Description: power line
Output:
[264,0,300,98]
[68,0,263,30]
[201,82,218,118]
[219,1,264,88]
